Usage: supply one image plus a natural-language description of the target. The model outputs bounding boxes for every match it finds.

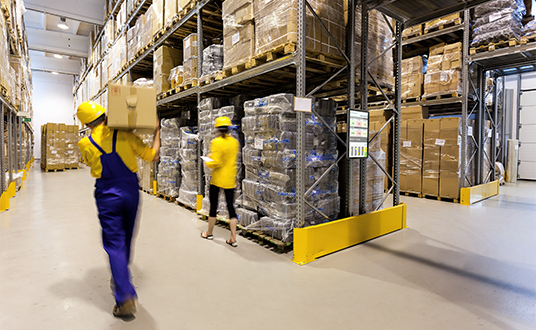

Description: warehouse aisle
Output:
[1,163,535,330]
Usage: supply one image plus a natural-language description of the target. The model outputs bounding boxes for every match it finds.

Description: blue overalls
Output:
[88,130,139,304]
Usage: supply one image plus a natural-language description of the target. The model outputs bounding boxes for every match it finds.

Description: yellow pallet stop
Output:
[152,180,158,195]
[196,195,203,212]
[1,160,35,213]
[460,180,499,205]
[0,192,9,211]
[293,203,407,265]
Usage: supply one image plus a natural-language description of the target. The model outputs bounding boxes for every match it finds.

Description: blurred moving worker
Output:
[201,116,240,247]
[77,101,160,317]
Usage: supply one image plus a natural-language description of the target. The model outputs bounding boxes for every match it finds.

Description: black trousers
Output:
[209,184,237,219]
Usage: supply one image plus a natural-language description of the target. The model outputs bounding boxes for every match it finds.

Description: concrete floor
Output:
[0,163,535,330]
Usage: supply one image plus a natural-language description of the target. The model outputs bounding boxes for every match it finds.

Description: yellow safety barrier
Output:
[22,170,27,181]
[0,192,9,212]
[460,180,499,205]
[7,182,16,198]
[293,203,407,265]
[152,180,158,195]
[196,195,203,212]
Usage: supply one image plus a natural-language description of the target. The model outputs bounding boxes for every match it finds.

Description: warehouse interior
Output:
[1,0,535,328]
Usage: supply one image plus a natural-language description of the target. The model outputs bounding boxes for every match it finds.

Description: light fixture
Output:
[51,71,59,75]
[57,17,69,30]
[54,54,63,59]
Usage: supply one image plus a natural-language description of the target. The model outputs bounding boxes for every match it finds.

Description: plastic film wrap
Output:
[424,13,461,32]
[471,0,526,47]
[202,45,223,77]
[178,126,199,208]
[423,69,462,98]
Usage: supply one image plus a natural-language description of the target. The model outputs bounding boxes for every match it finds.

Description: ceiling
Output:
[23,0,105,76]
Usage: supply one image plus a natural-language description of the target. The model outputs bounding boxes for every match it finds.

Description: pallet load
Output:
[401,56,424,100]
[400,120,425,195]
[355,8,394,89]
[137,134,155,192]
[223,0,254,70]
[154,45,182,94]
[201,44,224,78]
[142,6,153,50]
[41,123,66,171]
[368,109,392,189]
[522,19,536,42]
[183,33,198,85]
[236,95,340,243]
[471,0,526,48]
[65,126,79,169]
[402,24,423,39]
[423,42,462,99]
[177,126,199,209]
[422,119,441,197]
[424,13,462,33]
[352,128,386,214]
[198,97,244,219]
[254,0,345,57]
[152,0,164,37]
[157,118,181,198]
[169,65,184,88]
[439,118,461,199]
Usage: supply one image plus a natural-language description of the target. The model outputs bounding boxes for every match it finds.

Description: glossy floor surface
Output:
[1,163,535,329]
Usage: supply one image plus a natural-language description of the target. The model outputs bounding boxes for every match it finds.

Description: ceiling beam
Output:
[72,21,81,35]
[31,55,81,75]
[27,27,89,57]
[41,12,47,30]
[25,0,105,26]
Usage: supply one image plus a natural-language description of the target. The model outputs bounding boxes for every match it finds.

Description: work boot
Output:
[112,298,136,318]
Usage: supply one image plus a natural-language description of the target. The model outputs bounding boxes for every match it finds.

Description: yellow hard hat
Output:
[77,101,106,125]
[215,116,232,128]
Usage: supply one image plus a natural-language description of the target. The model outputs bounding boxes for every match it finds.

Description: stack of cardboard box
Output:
[400,120,424,194]
[41,123,66,171]
[401,56,424,100]
[439,117,461,199]
[254,0,345,57]
[65,126,79,169]
[424,42,463,98]
[183,33,198,85]
[154,45,182,94]
[422,119,441,196]
[223,0,255,69]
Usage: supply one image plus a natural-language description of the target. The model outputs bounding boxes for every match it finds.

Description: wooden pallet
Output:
[424,18,462,34]
[402,31,423,40]
[65,166,79,170]
[402,96,421,103]
[140,188,153,195]
[43,168,65,172]
[422,92,461,101]
[198,72,224,87]
[180,80,198,90]
[470,38,520,55]
[422,194,459,204]
[402,191,424,198]
[520,34,536,45]
[156,193,177,202]
[176,200,197,212]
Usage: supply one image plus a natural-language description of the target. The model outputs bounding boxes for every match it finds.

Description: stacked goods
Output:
[65,126,79,169]
[152,0,164,36]
[400,120,425,194]
[183,33,198,84]
[127,24,138,61]
[40,123,66,171]
[169,66,184,88]
[368,110,392,189]
[423,42,462,98]
[237,95,340,242]
[403,24,423,38]
[254,0,345,57]
[164,0,178,27]
[157,118,181,197]
[134,14,146,53]
[439,118,461,199]
[199,98,244,219]
[352,128,386,214]
[223,0,254,69]
[425,13,461,33]
[177,126,199,209]
[523,19,536,39]
[472,0,526,47]
[142,6,153,49]
[154,46,182,94]
[401,56,424,100]
[201,45,224,77]
[355,8,394,88]
[137,134,155,192]
[422,119,441,196]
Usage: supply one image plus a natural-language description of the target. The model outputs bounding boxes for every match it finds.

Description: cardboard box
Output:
[154,46,182,77]
[107,84,157,133]
[430,42,446,56]
[183,33,198,61]
[223,21,255,68]
[223,0,254,25]
[424,70,462,97]
[440,117,460,146]
[402,56,423,75]
[183,57,198,83]
[401,105,428,120]
[164,0,177,25]
[152,0,164,36]
[401,73,424,99]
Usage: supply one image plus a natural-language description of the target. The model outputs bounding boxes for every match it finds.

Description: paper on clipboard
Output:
[201,156,214,163]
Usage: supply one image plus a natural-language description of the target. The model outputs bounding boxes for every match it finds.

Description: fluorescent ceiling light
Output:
[520,66,534,70]
[54,54,63,59]
[57,17,69,30]
[502,68,517,72]
[51,71,59,75]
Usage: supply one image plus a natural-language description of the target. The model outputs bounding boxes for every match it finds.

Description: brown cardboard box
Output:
[183,33,198,61]
[154,74,170,94]
[107,84,157,133]
[444,41,462,54]
[223,0,254,25]
[223,21,255,68]
[424,70,462,98]
[422,119,441,196]
[401,73,424,99]
[439,171,459,199]
[428,55,443,72]
[401,105,428,120]
[442,52,462,70]
[154,46,182,77]
[152,0,164,36]
[400,120,424,194]
[440,117,460,145]
[164,0,177,25]
[439,117,461,198]
[430,42,446,56]
[424,118,441,145]
[402,56,423,75]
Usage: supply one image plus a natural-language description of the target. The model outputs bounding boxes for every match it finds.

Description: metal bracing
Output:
[346,0,356,217]
[460,10,470,189]
[392,20,402,206]
[359,3,368,215]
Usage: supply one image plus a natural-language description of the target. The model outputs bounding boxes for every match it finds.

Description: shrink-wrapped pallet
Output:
[472,0,526,47]
[157,119,181,197]
[223,0,255,69]
[201,45,224,77]
[178,126,199,209]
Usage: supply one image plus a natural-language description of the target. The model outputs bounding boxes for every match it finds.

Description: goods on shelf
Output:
[183,33,198,61]
[401,105,428,120]
[400,120,424,194]
[472,0,526,47]
[403,24,423,38]
[154,46,183,94]
[157,118,181,197]
[177,126,199,209]
[523,19,536,38]
[401,56,424,99]
[254,0,345,57]
[369,110,392,189]
[137,133,155,192]
[142,6,154,49]
[422,119,441,196]
[439,117,461,199]
[198,97,244,220]
[153,0,164,36]
[170,65,184,88]
[164,0,178,26]
[223,0,255,69]
[201,44,223,77]
[107,83,157,134]
[183,56,198,84]
[236,95,340,242]
[41,123,79,171]
[424,13,461,33]
[355,8,394,88]
[423,42,462,98]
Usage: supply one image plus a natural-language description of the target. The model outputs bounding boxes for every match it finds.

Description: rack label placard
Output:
[347,109,369,159]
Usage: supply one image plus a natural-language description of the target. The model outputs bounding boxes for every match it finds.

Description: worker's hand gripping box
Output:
[107,84,157,134]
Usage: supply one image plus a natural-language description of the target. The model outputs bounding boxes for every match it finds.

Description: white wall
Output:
[504,72,536,140]
[32,71,76,159]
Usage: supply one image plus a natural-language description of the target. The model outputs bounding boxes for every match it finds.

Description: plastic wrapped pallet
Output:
[239,95,340,241]
[355,8,394,89]
[223,0,255,69]
[152,0,164,36]
[401,56,424,99]
[178,126,199,209]
[471,0,526,47]
[65,125,79,168]
[400,120,424,194]
[403,24,423,38]
[164,0,178,26]
[201,44,223,77]
[170,66,184,88]
[154,46,182,94]
[157,118,181,197]
[183,33,198,61]
[137,133,155,192]
[423,42,462,98]
[183,57,198,84]
[142,6,153,49]
[254,0,345,57]
[523,19,536,38]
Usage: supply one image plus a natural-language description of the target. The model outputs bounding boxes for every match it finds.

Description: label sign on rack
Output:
[347,109,369,159]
